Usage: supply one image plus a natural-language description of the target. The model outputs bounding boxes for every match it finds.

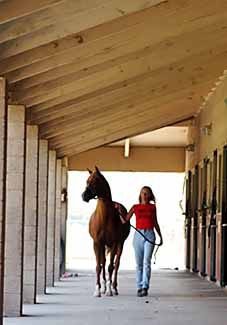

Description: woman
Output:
[115,186,163,297]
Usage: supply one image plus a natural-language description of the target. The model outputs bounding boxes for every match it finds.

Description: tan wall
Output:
[186,76,227,170]
[69,146,185,172]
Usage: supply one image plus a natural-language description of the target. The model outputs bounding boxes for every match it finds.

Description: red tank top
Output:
[133,203,156,230]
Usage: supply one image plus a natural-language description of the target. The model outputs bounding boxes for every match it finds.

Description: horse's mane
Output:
[98,172,112,200]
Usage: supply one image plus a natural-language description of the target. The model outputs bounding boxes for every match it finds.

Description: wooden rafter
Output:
[4,3,227,85]
[44,86,206,146]
[37,79,212,137]
[10,43,227,109]
[1,0,227,157]
[54,101,196,157]
[0,0,63,24]
[0,0,166,58]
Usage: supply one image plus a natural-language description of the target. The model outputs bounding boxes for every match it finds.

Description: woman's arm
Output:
[153,207,163,245]
[114,203,134,223]
[124,205,134,223]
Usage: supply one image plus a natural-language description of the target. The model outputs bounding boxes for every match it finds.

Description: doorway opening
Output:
[66,171,185,271]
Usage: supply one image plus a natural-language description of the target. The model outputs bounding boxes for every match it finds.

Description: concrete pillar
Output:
[0,78,7,325]
[54,159,62,282]
[37,140,48,294]
[4,105,25,316]
[60,159,68,276]
[23,125,39,304]
[46,150,56,287]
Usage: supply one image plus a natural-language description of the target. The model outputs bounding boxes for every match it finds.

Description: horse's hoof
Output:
[105,291,113,296]
[113,289,118,295]
[93,285,101,297]
[101,280,106,294]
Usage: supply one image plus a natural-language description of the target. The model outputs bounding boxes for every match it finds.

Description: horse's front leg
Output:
[93,242,102,297]
[112,244,123,295]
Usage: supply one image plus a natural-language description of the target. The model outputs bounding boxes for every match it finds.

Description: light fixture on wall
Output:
[200,123,212,136]
[124,138,130,158]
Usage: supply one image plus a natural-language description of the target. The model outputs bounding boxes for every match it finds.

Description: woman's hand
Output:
[114,202,127,223]
[114,202,120,210]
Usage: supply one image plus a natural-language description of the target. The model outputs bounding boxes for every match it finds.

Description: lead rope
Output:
[129,223,161,264]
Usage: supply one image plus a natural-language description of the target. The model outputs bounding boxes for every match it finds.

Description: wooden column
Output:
[23,125,39,304]
[54,159,62,282]
[0,78,7,325]
[4,105,25,316]
[46,150,56,287]
[60,160,68,276]
[37,140,48,294]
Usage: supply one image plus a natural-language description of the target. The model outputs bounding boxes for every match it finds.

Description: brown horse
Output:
[82,166,130,297]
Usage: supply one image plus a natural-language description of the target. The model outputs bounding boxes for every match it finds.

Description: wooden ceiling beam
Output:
[53,100,196,157]
[0,0,166,59]
[4,3,227,84]
[10,21,227,96]
[0,0,112,43]
[0,0,63,24]
[36,80,211,133]
[0,3,171,75]
[4,20,153,83]
[44,92,202,146]
[13,47,227,109]
[40,100,195,142]
[27,44,226,125]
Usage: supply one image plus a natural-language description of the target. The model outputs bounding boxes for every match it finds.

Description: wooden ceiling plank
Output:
[29,82,197,125]
[4,4,227,83]
[35,79,212,131]
[54,100,196,156]
[0,0,64,24]
[27,45,226,124]
[4,22,154,82]
[42,83,208,143]
[12,47,227,107]
[10,21,227,94]
[0,0,166,59]
[0,4,175,74]
[0,0,116,43]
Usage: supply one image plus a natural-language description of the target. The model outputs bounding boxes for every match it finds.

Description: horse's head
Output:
[82,166,112,202]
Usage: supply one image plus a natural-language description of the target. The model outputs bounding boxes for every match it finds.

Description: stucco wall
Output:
[69,146,185,172]
[186,76,227,170]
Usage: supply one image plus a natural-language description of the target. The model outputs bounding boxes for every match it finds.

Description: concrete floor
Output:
[4,270,227,325]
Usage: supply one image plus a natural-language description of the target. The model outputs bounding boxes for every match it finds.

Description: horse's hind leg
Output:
[101,248,107,294]
[93,242,103,297]
[112,243,123,295]
[106,248,116,296]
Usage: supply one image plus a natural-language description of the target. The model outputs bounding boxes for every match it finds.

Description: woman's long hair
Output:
[139,186,156,203]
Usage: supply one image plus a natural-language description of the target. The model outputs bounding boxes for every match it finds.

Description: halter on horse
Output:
[82,166,130,297]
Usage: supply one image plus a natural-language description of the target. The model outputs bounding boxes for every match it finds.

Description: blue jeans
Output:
[133,229,155,290]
